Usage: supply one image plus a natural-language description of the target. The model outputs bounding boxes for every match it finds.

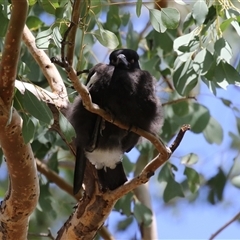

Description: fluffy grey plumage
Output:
[68,49,163,194]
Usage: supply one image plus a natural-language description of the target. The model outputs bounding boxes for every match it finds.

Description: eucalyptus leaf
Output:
[36,28,53,49]
[23,90,53,125]
[149,9,166,33]
[184,167,200,193]
[136,0,142,17]
[203,116,223,145]
[93,28,119,49]
[133,201,152,226]
[163,175,184,202]
[192,0,208,26]
[21,113,36,144]
[161,8,180,29]
[59,112,76,143]
[181,153,199,165]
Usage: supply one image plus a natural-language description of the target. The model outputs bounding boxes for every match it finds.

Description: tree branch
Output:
[66,0,82,66]
[209,212,240,240]
[22,25,68,109]
[0,1,28,109]
[0,105,39,240]
[0,1,39,240]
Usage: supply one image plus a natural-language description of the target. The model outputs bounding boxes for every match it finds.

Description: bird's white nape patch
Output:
[85,149,123,169]
[87,72,99,89]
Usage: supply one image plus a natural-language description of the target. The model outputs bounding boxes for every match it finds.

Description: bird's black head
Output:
[109,49,140,70]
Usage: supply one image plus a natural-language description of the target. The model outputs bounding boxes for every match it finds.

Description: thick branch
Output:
[0,1,39,240]
[0,106,39,240]
[0,1,28,109]
[22,25,68,109]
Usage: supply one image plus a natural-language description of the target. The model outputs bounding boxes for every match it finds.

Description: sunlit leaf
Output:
[93,28,119,49]
[149,9,166,33]
[26,16,43,31]
[231,175,240,188]
[192,0,208,25]
[161,8,180,29]
[181,153,199,165]
[173,58,198,96]
[36,28,53,49]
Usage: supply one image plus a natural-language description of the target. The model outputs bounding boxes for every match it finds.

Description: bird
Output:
[68,49,163,194]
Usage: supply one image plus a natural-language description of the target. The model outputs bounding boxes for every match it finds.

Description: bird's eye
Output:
[130,59,134,63]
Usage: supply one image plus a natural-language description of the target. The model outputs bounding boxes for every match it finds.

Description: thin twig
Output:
[66,0,82,66]
[170,124,191,153]
[162,97,196,107]
[209,212,240,240]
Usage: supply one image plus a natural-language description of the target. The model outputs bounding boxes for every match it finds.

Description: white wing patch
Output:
[85,149,123,169]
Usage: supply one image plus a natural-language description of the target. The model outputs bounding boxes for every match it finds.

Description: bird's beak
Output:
[117,54,129,68]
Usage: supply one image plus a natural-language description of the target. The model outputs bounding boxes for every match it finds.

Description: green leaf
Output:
[226,10,240,37]
[39,0,59,15]
[214,38,232,63]
[193,49,214,75]
[215,61,240,84]
[161,8,180,29]
[220,18,234,33]
[163,175,184,202]
[136,0,142,17]
[181,153,199,165]
[172,101,189,116]
[23,90,53,125]
[133,201,152,226]
[220,98,232,107]
[47,151,59,174]
[158,162,172,182]
[36,28,53,49]
[93,28,119,49]
[0,6,9,37]
[173,58,198,96]
[59,112,76,143]
[90,0,102,15]
[207,168,226,204]
[26,16,43,31]
[183,12,194,32]
[122,155,135,174]
[39,182,56,219]
[28,0,37,5]
[192,0,208,26]
[203,116,223,145]
[117,217,133,231]
[149,9,166,33]
[184,167,200,193]
[189,103,210,133]
[229,132,240,149]
[21,113,36,144]
[114,192,133,216]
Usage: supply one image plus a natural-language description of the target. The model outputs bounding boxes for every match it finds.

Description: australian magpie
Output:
[68,49,163,194]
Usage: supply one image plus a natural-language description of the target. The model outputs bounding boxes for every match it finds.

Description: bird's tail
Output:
[97,162,127,190]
